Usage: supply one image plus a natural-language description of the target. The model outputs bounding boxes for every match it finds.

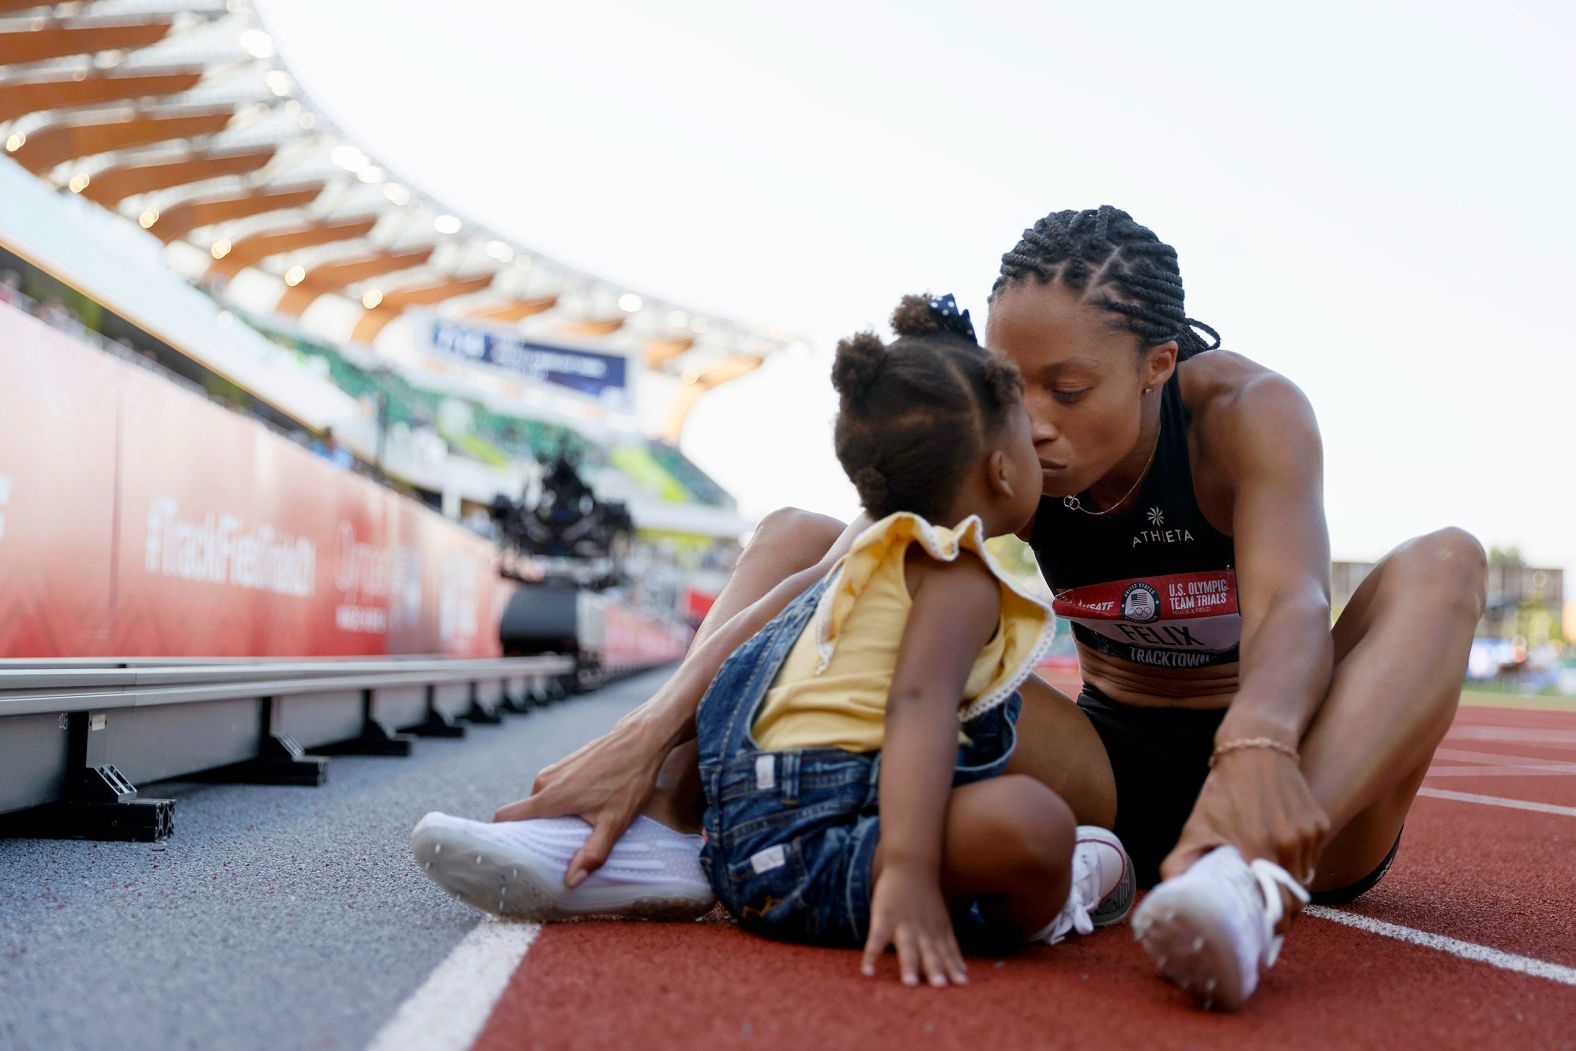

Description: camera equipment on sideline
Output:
[490,443,632,591]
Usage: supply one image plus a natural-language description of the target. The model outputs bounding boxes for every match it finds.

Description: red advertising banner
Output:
[0,310,119,656]
[0,303,508,658]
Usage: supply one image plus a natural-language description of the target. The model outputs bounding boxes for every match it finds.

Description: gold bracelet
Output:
[1208,736,1300,768]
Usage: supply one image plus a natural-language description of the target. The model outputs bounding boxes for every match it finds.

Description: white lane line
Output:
[364,920,540,1051]
[1449,727,1576,747]
[1306,907,1576,987]
[1417,787,1576,817]
[1432,748,1576,772]
[1426,766,1576,779]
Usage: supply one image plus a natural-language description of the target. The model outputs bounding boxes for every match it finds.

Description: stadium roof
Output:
[0,0,799,379]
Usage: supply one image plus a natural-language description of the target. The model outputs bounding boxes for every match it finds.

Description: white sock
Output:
[487,815,707,889]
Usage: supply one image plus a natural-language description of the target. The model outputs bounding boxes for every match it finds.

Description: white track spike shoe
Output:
[1041,826,1137,943]
[1130,844,1310,1010]
[412,812,715,922]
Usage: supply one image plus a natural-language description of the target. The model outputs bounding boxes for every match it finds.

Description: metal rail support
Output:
[3,711,174,842]
[409,684,466,738]
[463,682,504,725]
[195,698,328,787]
[318,689,415,756]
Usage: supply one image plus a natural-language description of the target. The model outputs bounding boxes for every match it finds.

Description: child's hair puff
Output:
[831,294,1025,523]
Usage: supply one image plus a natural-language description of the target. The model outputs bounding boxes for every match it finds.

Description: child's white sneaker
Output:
[1040,825,1136,943]
[411,812,715,921]
[1130,844,1310,1010]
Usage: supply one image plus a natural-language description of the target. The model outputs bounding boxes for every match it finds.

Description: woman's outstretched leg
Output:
[692,508,851,644]
[419,508,865,920]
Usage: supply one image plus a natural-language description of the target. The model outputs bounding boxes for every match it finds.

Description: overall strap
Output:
[696,575,833,768]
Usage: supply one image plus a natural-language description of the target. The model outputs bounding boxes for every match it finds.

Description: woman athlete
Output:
[450,206,1488,1010]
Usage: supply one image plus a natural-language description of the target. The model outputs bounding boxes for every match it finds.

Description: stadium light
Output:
[383,183,411,206]
[138,208,160,229]
[331,145,369,172]
[298,112,316,130]
[690,316,709,334]
[485,240,514,263]
[68,173,90,193]
[238,29,275,59]
[284,266,306,286]
[619,293,643,313]
[211,238,232,260]
[4,132,24,152]
[265,70,294,97]
[362,289,383,309]
[357,166,384,184]
[667,310,688,328]
[433,214,462,234]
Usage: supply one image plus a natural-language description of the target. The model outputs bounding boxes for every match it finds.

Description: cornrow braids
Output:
[831,294,1024,523]
[991,205,1222,360]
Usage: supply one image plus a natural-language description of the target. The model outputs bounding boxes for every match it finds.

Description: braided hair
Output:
[990,206,1222,361]
[832,295,1024,523]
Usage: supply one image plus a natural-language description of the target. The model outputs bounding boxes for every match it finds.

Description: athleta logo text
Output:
[1133,526,1195,547]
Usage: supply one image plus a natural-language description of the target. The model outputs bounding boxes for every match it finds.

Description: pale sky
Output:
[257,0,1576,581]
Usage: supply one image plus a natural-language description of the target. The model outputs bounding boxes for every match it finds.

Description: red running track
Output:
[464,702,1576,1050]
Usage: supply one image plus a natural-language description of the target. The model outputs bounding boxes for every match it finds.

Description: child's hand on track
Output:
[861,863,968,987]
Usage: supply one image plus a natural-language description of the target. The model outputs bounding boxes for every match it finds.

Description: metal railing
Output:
[0,654,578,842]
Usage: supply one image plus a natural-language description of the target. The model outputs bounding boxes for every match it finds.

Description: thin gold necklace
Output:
[1062,428,1160,516]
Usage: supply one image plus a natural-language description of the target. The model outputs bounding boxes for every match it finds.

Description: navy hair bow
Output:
[929,293,976,342]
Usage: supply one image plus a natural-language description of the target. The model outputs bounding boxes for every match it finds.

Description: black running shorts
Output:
[1076,682,1400,901]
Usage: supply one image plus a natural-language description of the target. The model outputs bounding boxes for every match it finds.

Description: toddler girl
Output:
[694,294,1132,986]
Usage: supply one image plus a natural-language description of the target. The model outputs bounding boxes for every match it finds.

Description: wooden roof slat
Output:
[151,183,324,242]
[643,336,694,369]
[80,146,275,206]
[0,69,205,123]
[206,215,381,279]
[350,274,497,344]
[0,20,175,65]
[559,316,625,338]
[13,108,235,174]
[468,295,558,323]
[273,247,435,317]
[662,355,765,444]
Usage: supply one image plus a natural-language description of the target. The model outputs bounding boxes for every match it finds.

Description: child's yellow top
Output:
[752,511,1056,752]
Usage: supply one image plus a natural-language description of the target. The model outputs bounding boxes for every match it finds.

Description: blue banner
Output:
[428,319,629,408]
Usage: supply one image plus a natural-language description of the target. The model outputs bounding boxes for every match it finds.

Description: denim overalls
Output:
[696,575,1023,946]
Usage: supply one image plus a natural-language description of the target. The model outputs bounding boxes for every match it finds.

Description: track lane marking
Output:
[1306,907,1576,987]
[1426,766,1576,778]
[363,920,540,1051]
[1431,748,1576,772]
[1447,727,1576,746]
[1416,787,1576,817]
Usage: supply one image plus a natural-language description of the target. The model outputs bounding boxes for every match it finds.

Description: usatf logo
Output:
[1147,507,1165,526]
[1121,581,1161,623]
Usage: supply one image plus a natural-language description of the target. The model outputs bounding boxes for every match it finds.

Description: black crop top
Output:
[1029,373,1240,670]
